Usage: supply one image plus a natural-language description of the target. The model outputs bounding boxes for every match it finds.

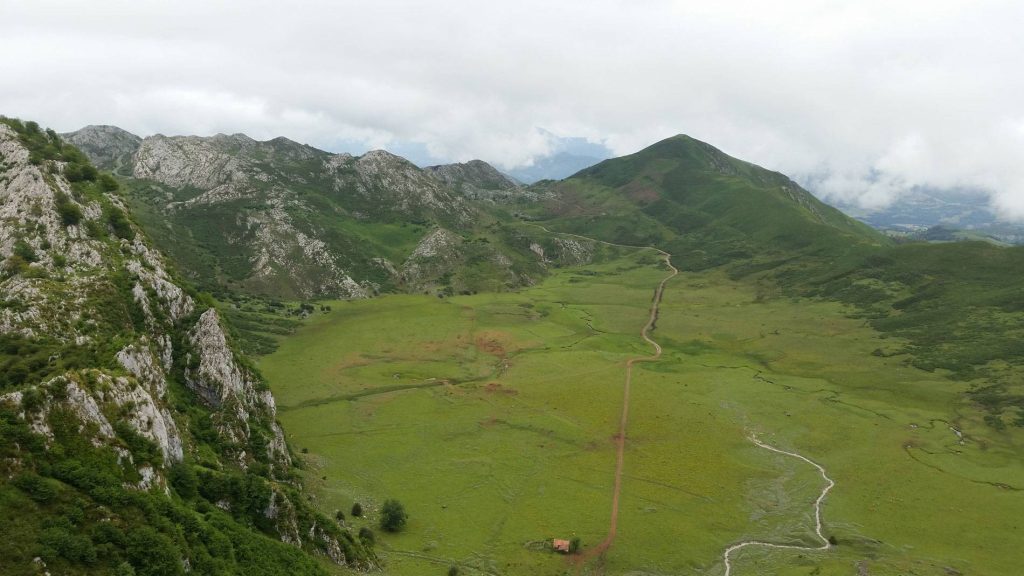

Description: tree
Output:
[379,499,407,532]
[351,502,362,517]
[168,463,198,499]
[99,173,120,191]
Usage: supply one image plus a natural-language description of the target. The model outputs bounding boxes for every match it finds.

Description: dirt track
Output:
[527,226,834,575]
[577,243,679,569]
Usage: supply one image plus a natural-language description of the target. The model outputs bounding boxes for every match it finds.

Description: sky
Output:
[2,0,1024,219]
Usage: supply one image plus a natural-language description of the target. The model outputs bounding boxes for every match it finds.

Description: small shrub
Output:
[13,472,59,502]
[13,240,37,263]
[55,192,83,226]
[358,526,375,545]
[105,204,134,240]
[351,502,362,517]
[99,173,119,191]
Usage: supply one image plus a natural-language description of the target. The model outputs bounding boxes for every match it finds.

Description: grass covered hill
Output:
[526,134,887,269]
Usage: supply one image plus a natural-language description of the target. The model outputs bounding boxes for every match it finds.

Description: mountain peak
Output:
[62,124,142,172]
[540,130,885,269]
[425,159,525,202]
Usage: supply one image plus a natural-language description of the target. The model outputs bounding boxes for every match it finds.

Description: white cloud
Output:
[2,0,1023,219]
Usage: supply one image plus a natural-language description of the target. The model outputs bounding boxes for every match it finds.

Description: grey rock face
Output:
[62,125,142,172]
[1,123,288,478]
[186,309,291,470]
[427,159,519,191]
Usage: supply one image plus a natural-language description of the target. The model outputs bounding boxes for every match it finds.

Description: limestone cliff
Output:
[0,118,373,574]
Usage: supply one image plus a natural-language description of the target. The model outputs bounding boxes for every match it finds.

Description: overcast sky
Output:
[3,1,1024,218]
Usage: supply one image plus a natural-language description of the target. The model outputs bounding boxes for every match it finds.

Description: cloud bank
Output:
[2,0,1023,218]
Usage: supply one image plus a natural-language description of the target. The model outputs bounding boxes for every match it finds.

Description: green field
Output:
[260,247,1024,575]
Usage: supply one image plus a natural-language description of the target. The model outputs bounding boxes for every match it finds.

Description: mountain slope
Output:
[0,117,372,575]
[529,134,887,269]
[66,128,575,300]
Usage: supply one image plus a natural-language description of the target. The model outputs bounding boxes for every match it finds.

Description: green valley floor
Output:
[259,246,1024,575]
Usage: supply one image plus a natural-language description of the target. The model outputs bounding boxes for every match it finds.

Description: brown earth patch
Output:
[623,180,660,204]
[484,381,518,395]
[474,330,514,357]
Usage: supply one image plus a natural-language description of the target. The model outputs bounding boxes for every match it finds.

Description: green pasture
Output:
[260,253,1024,575]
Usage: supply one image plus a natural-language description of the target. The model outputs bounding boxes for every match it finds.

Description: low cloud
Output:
[2,0,1023,219]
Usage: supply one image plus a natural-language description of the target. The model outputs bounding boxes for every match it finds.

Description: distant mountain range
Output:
[824,187,1024,245]
[500,151,607,184]
[496,131,612,183]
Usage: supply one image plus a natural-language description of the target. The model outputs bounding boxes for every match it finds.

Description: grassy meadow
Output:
[259,249,1024,575]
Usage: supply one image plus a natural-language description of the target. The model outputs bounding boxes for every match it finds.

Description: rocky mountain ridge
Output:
[0,118,372,574]
[63,126,589,301]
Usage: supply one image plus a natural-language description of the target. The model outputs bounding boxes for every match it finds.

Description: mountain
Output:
[829,187,1024,245]
[0,117,372,575]
[499,131,612,184]
[527,133,1024,428]
[61,124,141,175]
[526,134,887,270]
[502,151,606,184]
[425,159,520,198]
[63,128,591,301]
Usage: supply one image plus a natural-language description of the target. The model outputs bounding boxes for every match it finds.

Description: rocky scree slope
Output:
[66,127,585,300]
[0,118,372,575]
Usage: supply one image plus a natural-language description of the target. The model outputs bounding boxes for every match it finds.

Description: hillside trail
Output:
[527,225,678,573]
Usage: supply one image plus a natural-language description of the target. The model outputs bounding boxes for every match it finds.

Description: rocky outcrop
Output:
[401,227,463,284]
[1,121,287,476]
[186,309,290,469]
[0,119,376,571]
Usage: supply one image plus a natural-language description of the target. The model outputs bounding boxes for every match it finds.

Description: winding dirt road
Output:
[720,435,835,575]
[578,247,678,569]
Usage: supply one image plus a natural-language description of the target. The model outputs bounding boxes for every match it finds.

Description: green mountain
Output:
[63,128,596,302]
[527,134,1024,428]
[527,134,887,269]
[0,117,373,575]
